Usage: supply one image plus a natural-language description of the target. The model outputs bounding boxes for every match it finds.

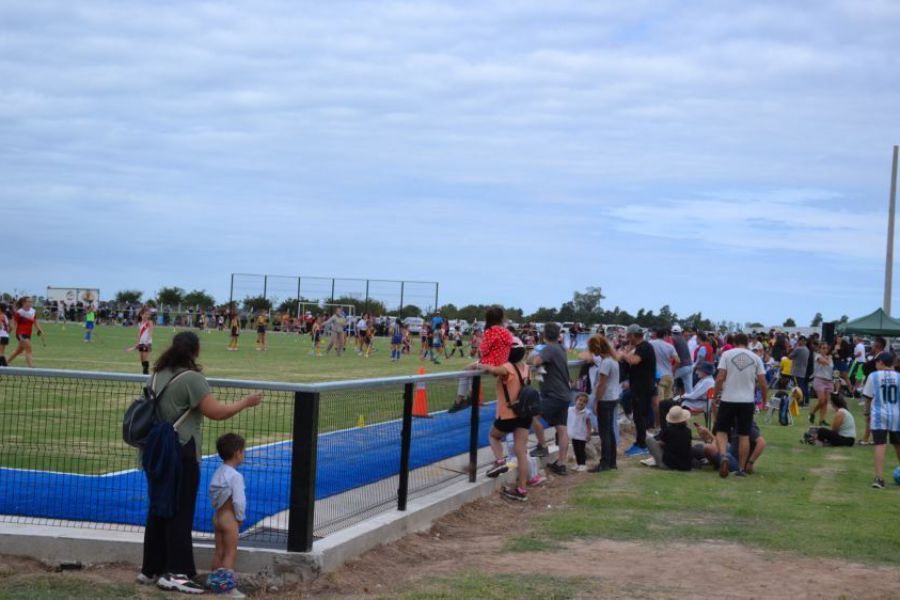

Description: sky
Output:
[2,0,899,325]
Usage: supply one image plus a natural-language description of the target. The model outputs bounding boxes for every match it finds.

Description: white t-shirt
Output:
[854,342,866,362]
[836,408,856,439]
[357,318,367,332]
[649,339,677,377]
[687,335,698,360]
[682,376,715,411]
[566,405,593,441]
[718,348,766,403]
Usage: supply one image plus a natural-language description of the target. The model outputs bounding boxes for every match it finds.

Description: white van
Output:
[403,317,424,334]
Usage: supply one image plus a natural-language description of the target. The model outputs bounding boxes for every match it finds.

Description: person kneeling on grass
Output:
[207,433,248,598]
[484,338,541,501]
[812,394,856,447]
[692,421,766,475]
[641,406,693,471]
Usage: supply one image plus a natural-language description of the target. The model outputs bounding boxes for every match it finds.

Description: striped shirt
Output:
[863,370,900,432]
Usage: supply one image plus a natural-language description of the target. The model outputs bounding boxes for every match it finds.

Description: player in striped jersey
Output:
[127,306,154,374]
[862,352,900,489]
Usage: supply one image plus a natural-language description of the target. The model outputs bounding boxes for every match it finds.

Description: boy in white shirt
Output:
[207,433,248,598]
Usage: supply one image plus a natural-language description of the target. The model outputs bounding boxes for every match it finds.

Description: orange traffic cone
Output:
[413,366,431,418]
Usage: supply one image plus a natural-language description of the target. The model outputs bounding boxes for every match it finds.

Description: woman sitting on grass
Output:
[815,394,856,447]
[643,406,693,471]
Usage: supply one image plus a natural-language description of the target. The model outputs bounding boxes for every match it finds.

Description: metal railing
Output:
[0,361,581,552]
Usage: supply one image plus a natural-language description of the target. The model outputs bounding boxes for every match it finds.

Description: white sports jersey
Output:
[0,314,8,337]
[138,321,153,345]
[863,370,900,432]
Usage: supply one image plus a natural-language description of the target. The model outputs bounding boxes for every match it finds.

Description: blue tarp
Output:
[0,404,498,533]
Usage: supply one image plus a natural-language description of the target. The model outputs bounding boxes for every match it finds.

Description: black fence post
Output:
[398,382,414,511]
[287,390,319,552]
[468,375,481,483]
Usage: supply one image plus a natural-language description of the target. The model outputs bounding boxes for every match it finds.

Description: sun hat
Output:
[665,406,691,425]
[626,324,643,336]
[671,324,683,333]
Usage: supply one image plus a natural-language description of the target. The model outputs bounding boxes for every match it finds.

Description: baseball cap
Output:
[671,324,683,333]
[626,324,643,336]
[876,351,893,366]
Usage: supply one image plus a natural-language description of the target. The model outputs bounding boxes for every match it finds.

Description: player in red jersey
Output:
[8,297,44,367]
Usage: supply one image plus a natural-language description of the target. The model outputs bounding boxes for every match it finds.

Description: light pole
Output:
[885,145,899,314]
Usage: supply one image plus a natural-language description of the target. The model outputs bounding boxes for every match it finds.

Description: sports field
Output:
[15,322,472,382]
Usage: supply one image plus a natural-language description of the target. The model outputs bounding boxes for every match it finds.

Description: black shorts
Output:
[231,327,239,336]
[493,417,531,433]
[872,430,900,445]
[715,401,755,436]
[16,334,31,341]
[257,326,266,334]
[541,397,569,427]
[0,336,7,346]
[136,343,152,353]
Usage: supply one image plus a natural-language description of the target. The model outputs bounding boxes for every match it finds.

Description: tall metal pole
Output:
[228,274,234,312]
[885,145,899,314]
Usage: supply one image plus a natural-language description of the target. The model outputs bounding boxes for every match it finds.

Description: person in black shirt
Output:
[645,406,693,470]
[621,324,656,455]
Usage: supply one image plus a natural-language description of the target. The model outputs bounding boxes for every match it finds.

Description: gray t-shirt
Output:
[590,356,621,402]
[813,353,833,380]
[789,346,810,378]
[650,339,677,378]
[672,334,692,366]
[152,368,211,462]
[538,342,570,403]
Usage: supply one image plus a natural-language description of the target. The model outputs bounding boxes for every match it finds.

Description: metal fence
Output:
[0,361,582,552]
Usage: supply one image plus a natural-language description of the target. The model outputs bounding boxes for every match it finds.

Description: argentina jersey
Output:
[864,370,900,432]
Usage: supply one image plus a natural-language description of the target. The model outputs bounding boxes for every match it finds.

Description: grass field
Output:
[12,322,474,382]
[510,400,900,565]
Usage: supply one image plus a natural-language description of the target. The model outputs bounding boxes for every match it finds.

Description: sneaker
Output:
[574,464,588,472]
[529,445,549,458]
[819,421,830,427]
[872,477,886,489]
[719,457,730,479]
[859,440,875,446]
[157,573,204,594]
[222,589,246,598]
[547,461,568,476]
[734,470,748,477]
[486,460,508,478]
[447,399,469,414]
[808,413,815,424]
[501,486,528,502]
[526,474,547,487]
[624,445,646,457]
[639,457,656,467]
[136,573,158,585]
[588,464,615,473]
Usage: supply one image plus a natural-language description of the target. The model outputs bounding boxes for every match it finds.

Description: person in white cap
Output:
[671,325,694,395]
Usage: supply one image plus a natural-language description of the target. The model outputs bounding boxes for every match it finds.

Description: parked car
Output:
[448,319,471,333]
[403,317,424,334]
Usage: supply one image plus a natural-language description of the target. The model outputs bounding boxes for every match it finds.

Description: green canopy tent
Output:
[837,308,900,337]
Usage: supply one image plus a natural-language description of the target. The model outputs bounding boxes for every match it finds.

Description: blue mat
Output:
[0,403,498,533]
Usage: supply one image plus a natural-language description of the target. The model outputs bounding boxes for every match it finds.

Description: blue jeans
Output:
[675,364,694,395]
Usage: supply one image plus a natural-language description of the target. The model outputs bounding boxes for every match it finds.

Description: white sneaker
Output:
[135,573,158,585]
[157,573,204,594]
[640,457,657,467]
[222,589,246,598]
[574,465,587,472]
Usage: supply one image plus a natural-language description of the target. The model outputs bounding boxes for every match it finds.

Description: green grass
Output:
[0,575,165,600]
[0,323,479,473]
[509,403,900,564]
[377,573,591,600]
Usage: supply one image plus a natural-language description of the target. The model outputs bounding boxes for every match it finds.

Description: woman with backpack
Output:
[138,331,263,594]
[482,338,532,502]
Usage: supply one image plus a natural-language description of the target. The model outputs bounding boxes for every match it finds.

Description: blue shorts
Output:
[391,335,402,345]
[834,359,849,373]
[85,322,95,330]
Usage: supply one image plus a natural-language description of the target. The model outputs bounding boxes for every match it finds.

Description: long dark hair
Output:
[153,331,202,373]
[829,393,848,411]
[485,306,504,329]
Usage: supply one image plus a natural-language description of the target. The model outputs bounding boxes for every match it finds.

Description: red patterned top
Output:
[479,326,513,366]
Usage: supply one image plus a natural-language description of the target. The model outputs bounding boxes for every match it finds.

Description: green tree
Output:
[839,315,849,324]
[526,306,559,322]
[114,289,143,305]
[157,287,185,307]
[277,298,299,315]
[572,286,605,323]
[439,303,459,319]
[747,322,765,329]
[811,312,823,327]
[183,289,216,309]
[243,295,272,312]
[783,317,797,327]
[398,304,422,318]
[456,304,485,323]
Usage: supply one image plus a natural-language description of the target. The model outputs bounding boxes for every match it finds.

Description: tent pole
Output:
[884,145,899,314]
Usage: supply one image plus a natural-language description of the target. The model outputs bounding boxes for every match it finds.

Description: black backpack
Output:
[502,365,542,419]
[122,370,190,448]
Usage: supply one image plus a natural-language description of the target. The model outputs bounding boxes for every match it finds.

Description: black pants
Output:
[142,440,200,577]
[816,427,854,447]
[793,376,809,406]
[572,439,587,465]
[597,400,618,468]
[632,389,652,448]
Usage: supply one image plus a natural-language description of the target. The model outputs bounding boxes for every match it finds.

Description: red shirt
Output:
[14,308,36,336]
[479,326,513,366]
